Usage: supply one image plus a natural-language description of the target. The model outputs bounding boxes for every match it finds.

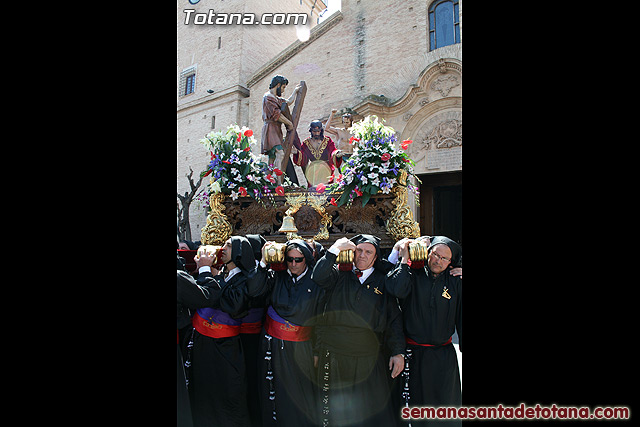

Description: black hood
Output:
[428,236,462,268]
[350,234,393,273]
[230,236,257,273]
[285,239,316,268]
[245,234,267,263]
[309,240,326,261]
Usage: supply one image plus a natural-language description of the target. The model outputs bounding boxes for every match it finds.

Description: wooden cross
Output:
[280,80,307,177]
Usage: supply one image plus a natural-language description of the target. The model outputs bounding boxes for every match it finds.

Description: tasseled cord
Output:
[264,334,277,421]
[402,347,413,427]
[183,327,196,388]
[322,349,330,426]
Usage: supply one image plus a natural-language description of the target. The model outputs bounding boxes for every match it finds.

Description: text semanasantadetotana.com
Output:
[401,403,630,420]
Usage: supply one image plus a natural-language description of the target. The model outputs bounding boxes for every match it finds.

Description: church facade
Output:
[178,0,462,244]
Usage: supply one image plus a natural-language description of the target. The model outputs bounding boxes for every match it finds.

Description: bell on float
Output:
[278,215,298,233]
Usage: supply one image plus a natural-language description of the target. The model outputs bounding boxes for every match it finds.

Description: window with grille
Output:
[185,74,195,95]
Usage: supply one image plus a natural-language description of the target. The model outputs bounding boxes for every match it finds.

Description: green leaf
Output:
[337,184,355,206]
[361,192,372,207]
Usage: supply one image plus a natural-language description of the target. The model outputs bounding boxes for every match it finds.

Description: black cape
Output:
[246,239,324,427]
[386,257,462,426]
[311,249,404,427]
[179,237,255,427]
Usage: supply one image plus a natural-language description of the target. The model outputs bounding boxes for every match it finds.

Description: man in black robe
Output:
[246,239,324,427]
[243,234,269,427]
[386,236,462,426]
[177,236,256,427]
[177,253,197,427]
[311,234,405,427]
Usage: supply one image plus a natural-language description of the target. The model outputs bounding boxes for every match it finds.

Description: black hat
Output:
[428,236,462,268]
[229,236,257,272]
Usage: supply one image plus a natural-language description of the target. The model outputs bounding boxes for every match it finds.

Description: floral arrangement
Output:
[200,124,295,202]
[329,115,421,207]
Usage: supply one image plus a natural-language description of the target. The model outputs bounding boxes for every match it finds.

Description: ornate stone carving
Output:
[425,119,462,149]
[430,75,460,97]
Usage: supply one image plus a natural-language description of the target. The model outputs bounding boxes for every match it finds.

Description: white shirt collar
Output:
[225,266,241,281]
[288,267,308,282]
[354,266,374,284]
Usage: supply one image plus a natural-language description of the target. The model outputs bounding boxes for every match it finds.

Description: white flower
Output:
[371,177,380,187]
[227,181,236,189]
[381,186,391,194]
[367,172,377,179]
[227,124,241,135]
[361,176,368,185]
[230,190,239,200]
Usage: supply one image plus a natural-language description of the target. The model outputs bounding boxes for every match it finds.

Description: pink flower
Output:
[239,187,247,197]
[275,186,285,196]
[381,153,391,162]
[244,129,253,137]
[401,140,413,150]
[330,197,337,206]
[266,174,276,184]
[316,183,326,193]
[273,168,283,176]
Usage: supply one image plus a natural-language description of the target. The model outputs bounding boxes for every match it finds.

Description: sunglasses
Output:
[285,256,305,263]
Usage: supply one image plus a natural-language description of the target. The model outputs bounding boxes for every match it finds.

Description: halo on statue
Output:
[305,160,332,187]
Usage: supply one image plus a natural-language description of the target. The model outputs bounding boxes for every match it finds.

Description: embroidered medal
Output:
[442,286,451,299]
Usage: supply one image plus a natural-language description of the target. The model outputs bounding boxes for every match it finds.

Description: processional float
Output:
[199,80,421,251]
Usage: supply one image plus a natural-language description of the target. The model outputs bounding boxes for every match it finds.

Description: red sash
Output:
[192,312,241,338]
[265,313,312,342]
[240,321,263,334]
[405,336,452,347]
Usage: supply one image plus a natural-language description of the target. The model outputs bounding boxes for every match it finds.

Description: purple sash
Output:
[196,307,242,326]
